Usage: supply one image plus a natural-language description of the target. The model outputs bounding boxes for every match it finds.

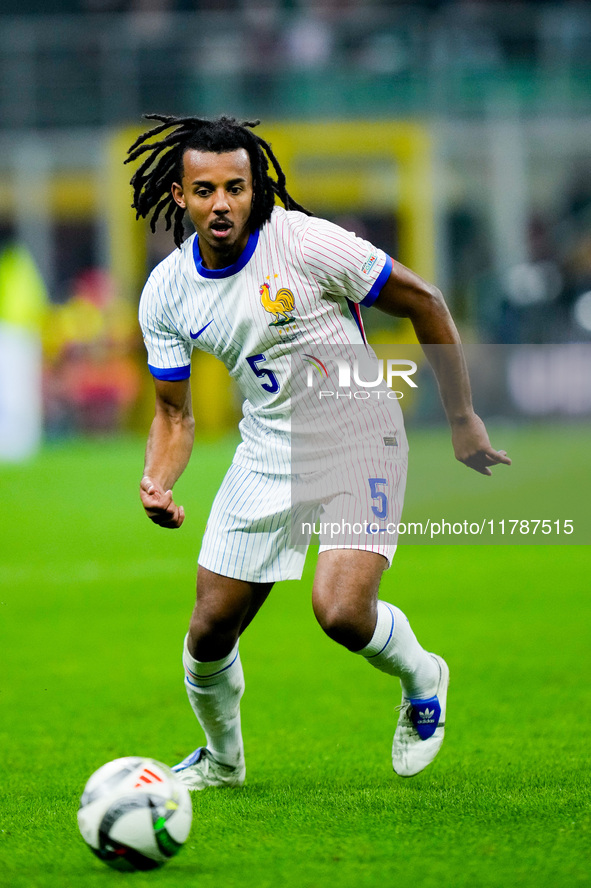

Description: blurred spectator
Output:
[283,11,334,69]
[43,269,142,435]
[470,170,591,344]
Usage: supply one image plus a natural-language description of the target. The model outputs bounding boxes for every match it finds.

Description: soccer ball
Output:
[77,756,193,871]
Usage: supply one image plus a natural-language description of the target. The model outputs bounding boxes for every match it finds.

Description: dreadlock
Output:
[125,114,312,248]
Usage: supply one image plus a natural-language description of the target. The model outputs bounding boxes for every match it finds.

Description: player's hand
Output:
[140,476,185,528]
[450,413,512,476]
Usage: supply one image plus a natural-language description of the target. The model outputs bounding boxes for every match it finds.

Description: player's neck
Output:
[198,234,249,271]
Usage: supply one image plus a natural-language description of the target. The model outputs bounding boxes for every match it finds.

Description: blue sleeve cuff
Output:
[361,255,393,308]
[148,363,191,381]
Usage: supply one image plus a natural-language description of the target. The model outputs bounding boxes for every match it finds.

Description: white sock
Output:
[182,635,245,767]
[357,601,439,699]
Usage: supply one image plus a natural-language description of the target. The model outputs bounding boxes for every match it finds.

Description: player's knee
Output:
[312,596,369,651]
[188,611,240,660]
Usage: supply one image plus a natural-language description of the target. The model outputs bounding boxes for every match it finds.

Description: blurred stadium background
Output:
[0,0,590,457]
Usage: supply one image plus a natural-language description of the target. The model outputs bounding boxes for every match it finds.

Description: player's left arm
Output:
[372,259,511,476]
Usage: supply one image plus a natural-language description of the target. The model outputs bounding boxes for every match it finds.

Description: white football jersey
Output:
[139,206,406,473]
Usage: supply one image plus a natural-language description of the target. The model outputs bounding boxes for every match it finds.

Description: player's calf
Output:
[354,600,448,776]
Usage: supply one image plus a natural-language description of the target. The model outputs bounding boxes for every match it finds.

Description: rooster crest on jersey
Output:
[259,277,296,327]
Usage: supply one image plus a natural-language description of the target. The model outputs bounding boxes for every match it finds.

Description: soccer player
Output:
[126,115,510,790]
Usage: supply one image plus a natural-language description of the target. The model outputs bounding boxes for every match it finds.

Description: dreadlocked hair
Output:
[125,113,312,248]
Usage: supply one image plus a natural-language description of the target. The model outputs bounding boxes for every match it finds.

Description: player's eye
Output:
[195,188,211,197]
[229,186,243,194]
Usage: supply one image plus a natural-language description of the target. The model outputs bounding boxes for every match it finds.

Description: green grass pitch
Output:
[0,425,590,888]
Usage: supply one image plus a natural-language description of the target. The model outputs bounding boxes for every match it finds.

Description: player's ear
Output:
[171,182,186,209]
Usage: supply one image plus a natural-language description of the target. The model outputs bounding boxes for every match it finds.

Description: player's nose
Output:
[212,189,231,212]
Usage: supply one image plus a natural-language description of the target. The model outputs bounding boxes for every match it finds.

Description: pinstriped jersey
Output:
[139,206,401,473]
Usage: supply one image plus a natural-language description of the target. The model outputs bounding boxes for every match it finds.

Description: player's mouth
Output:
[210,219,233,239]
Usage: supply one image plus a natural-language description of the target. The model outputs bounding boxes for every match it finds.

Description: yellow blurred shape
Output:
[0,243,48,332]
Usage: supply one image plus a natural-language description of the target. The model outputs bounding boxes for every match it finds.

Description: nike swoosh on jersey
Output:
[190,320,214,340]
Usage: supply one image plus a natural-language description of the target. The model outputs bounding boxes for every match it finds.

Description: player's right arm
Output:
[140,376,195,529]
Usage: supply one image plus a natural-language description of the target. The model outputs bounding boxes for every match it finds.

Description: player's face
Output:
[172,148,254,269]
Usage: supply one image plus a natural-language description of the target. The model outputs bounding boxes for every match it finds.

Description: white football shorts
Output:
[198,453,407,583]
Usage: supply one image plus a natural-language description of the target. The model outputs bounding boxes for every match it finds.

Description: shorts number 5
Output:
[368,477,388,520]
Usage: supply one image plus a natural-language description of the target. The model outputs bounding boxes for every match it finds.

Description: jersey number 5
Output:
[246,353,280,394]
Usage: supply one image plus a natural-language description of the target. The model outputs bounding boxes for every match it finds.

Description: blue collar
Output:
[192,229,259,279]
